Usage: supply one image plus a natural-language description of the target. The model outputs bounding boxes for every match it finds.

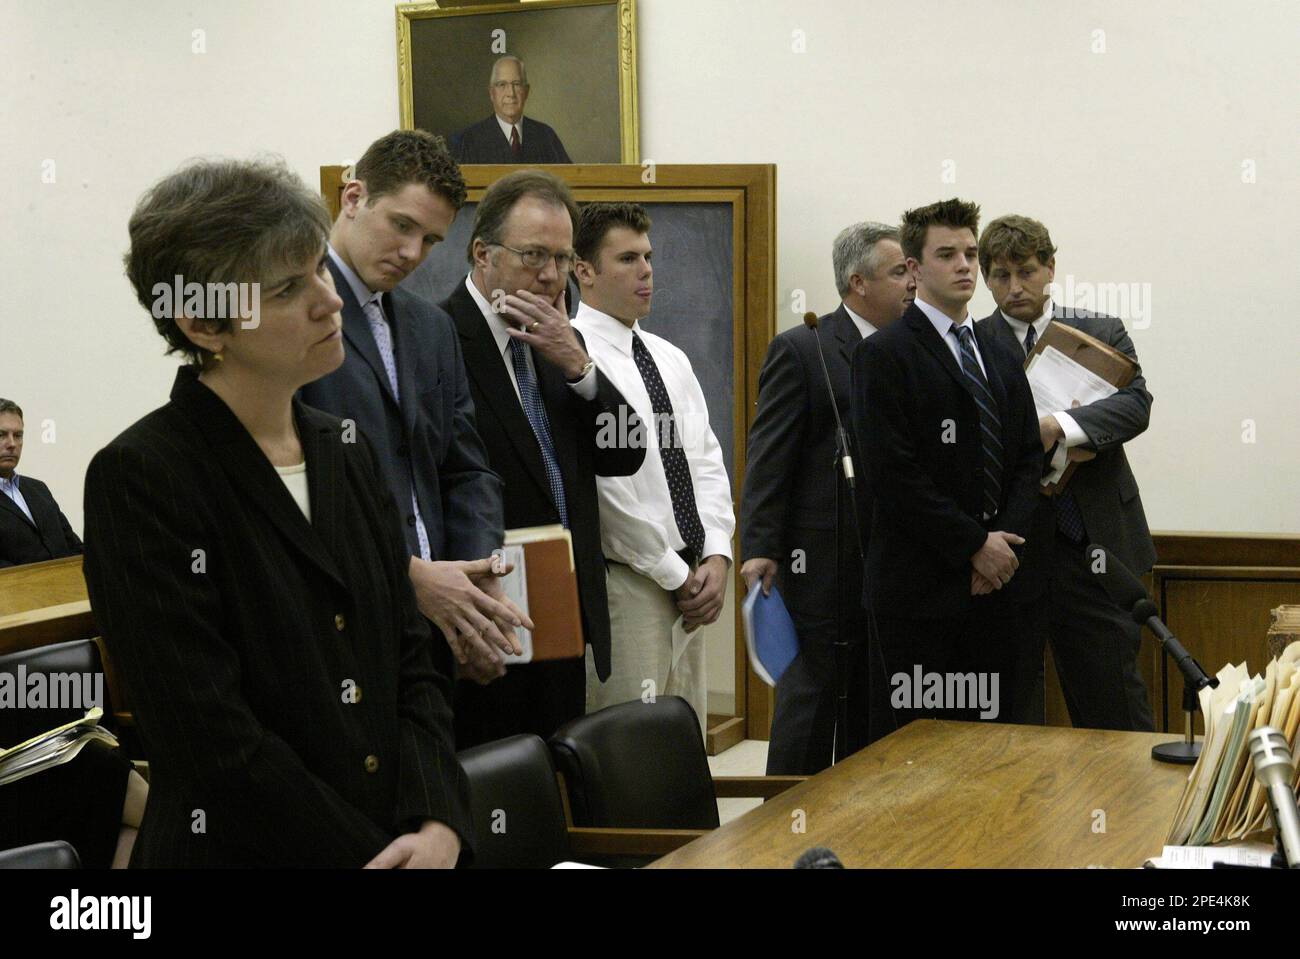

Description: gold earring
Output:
[212,351,224,363]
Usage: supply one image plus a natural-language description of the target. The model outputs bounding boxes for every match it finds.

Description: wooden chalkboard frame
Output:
[321,163,777,748]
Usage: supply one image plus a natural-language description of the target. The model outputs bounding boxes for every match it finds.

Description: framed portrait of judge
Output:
[396,0,639,164]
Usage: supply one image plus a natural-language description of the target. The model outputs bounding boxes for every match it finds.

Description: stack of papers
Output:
[0,707,118,786]
[1166,643,1300,846]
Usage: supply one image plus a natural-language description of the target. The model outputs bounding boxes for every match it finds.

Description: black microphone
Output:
[1248,727,1300,868]
[803,311,855,490]
[1086,544,1217,691]
[793,846,844,869]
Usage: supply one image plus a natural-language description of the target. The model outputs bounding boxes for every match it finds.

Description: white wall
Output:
[2,0,1296,537]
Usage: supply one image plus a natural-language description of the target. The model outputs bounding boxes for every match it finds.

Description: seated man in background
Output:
[0,398,83,568]
[572,202,735,739]
[976,214,1155,730]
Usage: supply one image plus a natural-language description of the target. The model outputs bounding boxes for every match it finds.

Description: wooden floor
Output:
[652,720,1190,868]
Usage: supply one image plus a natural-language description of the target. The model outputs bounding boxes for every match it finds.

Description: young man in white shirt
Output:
[571,202,735,738]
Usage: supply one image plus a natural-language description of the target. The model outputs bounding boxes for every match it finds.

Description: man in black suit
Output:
[740,223,914,774]
[451,56,572,165]
[976,214,1155,730]
[850,199,1042,730]
[0,399,82,568]
[300,130,528,680]
[441,170,644,747]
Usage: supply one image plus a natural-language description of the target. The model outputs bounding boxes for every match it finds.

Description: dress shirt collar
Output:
[1000,299,1055,348]
[328,244,381,310]
[496,115,523,144]
[842,303,878,339]
[915,294,974,340]
[574,300,639,355]
[465,273,515,357]
[0,471,19,492]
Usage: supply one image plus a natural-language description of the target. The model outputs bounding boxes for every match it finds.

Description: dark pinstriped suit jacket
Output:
[82,367,472,867]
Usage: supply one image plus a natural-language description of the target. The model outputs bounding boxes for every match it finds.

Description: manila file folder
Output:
[500,525,584,663]
[1026,321,1137,495]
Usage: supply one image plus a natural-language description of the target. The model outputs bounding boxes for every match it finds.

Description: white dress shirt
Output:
[572,302,735,592]
[496,115,522,147]
[915,295,988,378]
[999,299,1087,464]
[462,275,597,401]
[842,303,878,340]
[0,472,34,524]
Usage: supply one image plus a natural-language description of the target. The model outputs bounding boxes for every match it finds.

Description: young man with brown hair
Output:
[300,130,529,684]
[849,198,1041,730]
[976,214,1155,730]
[571,202,735,739]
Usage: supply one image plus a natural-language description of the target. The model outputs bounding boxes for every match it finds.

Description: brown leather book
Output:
[1025,322,1137,495]
[500,525,584,663]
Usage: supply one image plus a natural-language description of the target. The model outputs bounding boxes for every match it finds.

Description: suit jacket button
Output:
[335,613,346,631]
[364,754,380,774]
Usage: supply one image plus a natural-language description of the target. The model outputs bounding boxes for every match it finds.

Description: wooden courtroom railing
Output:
[1044,531,1300,730]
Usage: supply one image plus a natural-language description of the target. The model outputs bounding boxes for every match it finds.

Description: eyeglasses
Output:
[491,243,576,272]
[492,81,527,92]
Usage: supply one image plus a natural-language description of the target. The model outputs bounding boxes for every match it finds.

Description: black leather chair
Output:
[0,639,113,747]
[550,696,721,830]
[0,840,82,869]
[457,734,572,869]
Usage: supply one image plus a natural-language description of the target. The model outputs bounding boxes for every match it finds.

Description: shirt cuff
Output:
[1049,441,1069,474]
[566,363,598,401]
[649,549,692,592]
[1053,411,1088,448]
[701,530,734,564]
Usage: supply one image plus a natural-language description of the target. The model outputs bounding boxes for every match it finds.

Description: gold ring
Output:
[529,321,540,331]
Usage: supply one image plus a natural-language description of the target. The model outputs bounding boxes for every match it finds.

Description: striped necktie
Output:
[1023,323,1037,356]
[953,324,1003,519]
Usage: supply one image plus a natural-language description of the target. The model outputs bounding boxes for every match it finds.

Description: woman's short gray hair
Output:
[832,222,901,297]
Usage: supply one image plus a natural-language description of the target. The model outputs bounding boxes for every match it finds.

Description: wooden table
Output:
[650,720,1189,868]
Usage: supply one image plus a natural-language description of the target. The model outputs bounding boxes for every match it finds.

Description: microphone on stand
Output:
[1247,727,1300,868]
[803,312,856,491]
[793,846,844,869]
[1086,543,1218,764]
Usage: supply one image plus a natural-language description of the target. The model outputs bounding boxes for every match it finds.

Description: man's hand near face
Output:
[498,289,591,380]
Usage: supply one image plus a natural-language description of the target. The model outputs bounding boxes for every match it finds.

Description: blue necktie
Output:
[508,338,568,528]
[953,324,1003,519]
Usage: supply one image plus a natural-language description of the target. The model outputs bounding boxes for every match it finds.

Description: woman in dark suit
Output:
[82,158,472,868]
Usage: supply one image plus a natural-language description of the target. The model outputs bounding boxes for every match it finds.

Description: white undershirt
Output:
[275,461,310,522]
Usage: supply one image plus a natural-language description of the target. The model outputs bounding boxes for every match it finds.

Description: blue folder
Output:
[741,581,800,686]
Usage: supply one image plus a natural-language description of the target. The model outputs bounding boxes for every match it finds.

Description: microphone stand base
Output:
[1152,740,1201,764]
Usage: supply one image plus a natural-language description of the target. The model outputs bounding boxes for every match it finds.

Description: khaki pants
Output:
[586,562,708,741]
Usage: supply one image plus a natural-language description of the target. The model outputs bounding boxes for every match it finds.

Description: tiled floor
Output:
[707,739,769,825]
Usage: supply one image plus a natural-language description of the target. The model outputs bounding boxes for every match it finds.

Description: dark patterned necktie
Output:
[953,324,1003,519]
[631,332,705,560]
[508,338,568,528]
[510,125,521,158]
[1023,323,1037,356]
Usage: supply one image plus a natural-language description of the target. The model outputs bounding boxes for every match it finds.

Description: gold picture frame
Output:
[396,0,639,164]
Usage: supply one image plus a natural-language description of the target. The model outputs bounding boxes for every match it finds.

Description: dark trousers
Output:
[872,599,1017,729]
[453,657,586,750]
[1042,530,1154,730]
[765,609,872,775]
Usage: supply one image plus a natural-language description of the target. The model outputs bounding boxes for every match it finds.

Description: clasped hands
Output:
[674,554,730,633]
[970,531,1025,596]
[408,555,533,685]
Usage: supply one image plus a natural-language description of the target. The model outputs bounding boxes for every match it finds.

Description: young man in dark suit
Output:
[450,56,572,165]
[299,130,529,680]
[850,199,1042,730]
[0,399,83,567]
[976,214,1155,730]
[740,222,914,773]
[440,171,644,747]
